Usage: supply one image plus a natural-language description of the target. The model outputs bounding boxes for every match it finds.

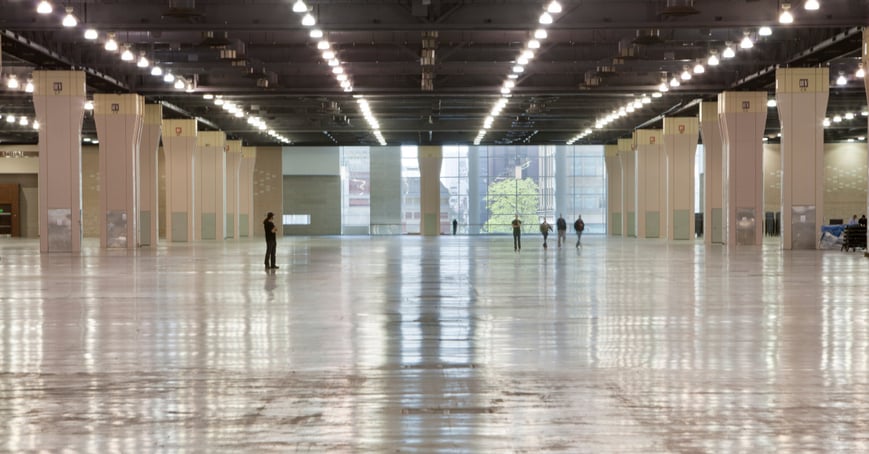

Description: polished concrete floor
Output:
[1,234,868,452]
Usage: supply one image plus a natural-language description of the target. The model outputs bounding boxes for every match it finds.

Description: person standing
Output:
[556,214,567,248]
[539,219,552,248]
[452,218,458,235]
[263,212,278,269]
[573,214,585,248]
[511,215,522,251]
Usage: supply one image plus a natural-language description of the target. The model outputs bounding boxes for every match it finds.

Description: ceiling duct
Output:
[595,65,617,77]
[633,29,664,45]
[163,0,203,18]
[256,71,278,88]
[583,71,602,87]
[617,42,639,59]
[421,31,438,92]
[219,40,246,60]
[659,0,699,17]
[199,31,230,47]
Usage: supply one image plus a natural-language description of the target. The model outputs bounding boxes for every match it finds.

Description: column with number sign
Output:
[718,92,767,246]
[139,104,162,246]
[238,147,257,237]
[194,131,226,240]
[162,119,197,242]
[604,144,622,236]
[33,71,86,253]
[94,93,145,249]
[225,140,243,239]
[776,68,829,250]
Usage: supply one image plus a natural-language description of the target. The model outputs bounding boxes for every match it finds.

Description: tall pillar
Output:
[604,144,622,236]
[555,146,569,221]
[418,145,443,236]
[162,119,197,242]
[468,146,481,234]
[700,102,724,245]
[864,29,869,254]
[635,129,665,239]
[32,70,86,253]
[238,147,257,237]
[139,104,162,246]
[776,68,829,250]
[194,131,226,240]
[94,93,144,249]
[718,91,767,246]
[618,138,636,237]
[225,140,242,239]
[663,117,699,240]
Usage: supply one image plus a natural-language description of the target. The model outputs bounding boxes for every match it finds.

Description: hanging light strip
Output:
[475,1,563,145]
[292,1,384,145]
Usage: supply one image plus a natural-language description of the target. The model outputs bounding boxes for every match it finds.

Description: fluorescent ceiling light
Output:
[292,0,307,13]
[36,1,53,14]
[804,0,819,10]
[62,7,78,27]
[84,28,99,40]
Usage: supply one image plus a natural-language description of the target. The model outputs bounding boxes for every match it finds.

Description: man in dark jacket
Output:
[556,214,567,248]
[263,212,278,269]
[573,214,585,248]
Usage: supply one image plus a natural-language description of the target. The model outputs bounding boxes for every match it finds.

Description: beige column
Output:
[718,91,767,246]
[635,129,665,239]
[865,30,869,257]
[700,102,724,245]
[618,138,636,237]
[162,119,197,242]
[776,68,829,250]
[239,147,257,237]
[418,145,443,236]
[225,140,243,239]
[605,144,622,236]
[32,71,86,253]
[139,104,162,246]
[94,93,144,249]
[195,131,227,240]
[663,117,699,240]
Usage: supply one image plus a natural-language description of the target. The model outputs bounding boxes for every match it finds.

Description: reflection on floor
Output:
[1,235,867,452]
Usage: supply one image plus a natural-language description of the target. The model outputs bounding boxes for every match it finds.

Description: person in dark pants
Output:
[452,219,458,235]
[539,219,552,248]
[511,215,522,251]
[556,214,567,248]
[573,214,585,248]
[263,212,278,269]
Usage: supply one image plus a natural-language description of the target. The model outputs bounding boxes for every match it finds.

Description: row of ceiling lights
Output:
[291,0,386,145]
[0,113,39,130]
[474,0,564,145]
[31,0,291,144]
[566,0,855,144]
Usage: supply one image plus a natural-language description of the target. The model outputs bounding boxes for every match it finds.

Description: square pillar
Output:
[418,145,442,236]
[618,138,636,237]
[139,104,162,246]
[33,70,86,253]
[718,92,768,246]
[636,129,665,239]
[238,147,257,237]
[225,140,243,239]
[604,144,622,236]
[162,119,197,242]
[195,131,226,240]
[700,102,724,244]
[94,93,145,249]
[776,67,829,250]
[663,117,699,240]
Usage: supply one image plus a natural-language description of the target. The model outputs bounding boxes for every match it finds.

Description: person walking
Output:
[573,214,585,248]
[539,219,552,248]
[556,214,567,248]
[511,215,522,251]
[263,212,278,269]
[452,218,458,235]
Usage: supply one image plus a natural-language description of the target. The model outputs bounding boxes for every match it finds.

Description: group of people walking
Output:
[513,213,584,251]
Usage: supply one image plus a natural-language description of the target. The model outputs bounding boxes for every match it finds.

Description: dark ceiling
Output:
[0,0,867,146]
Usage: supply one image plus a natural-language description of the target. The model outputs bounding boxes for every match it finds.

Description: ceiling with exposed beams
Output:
[0,0,867,147]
